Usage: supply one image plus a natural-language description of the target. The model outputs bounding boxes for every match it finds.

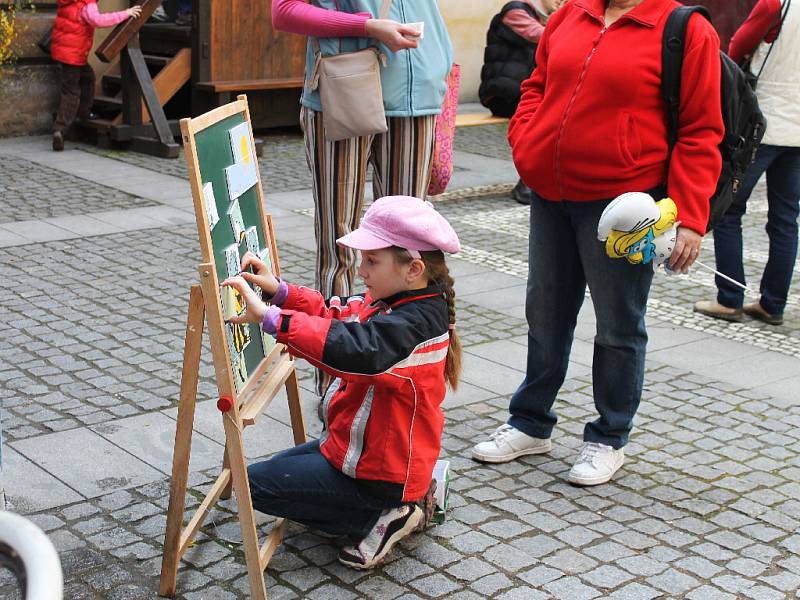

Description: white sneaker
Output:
[568,442,624,486]
[472,424,552,463]
[338,504,422,570]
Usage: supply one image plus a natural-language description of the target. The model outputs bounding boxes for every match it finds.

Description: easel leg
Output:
[220,446,233,500]
[285,365,307,445]
[222,414,269,600]
[159,286,205,598]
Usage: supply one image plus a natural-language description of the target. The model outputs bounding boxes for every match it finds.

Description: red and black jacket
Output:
[275,284,450,502]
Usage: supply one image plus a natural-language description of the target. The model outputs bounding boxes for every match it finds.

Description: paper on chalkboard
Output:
[225,122,258,200]
[227,199,246,243]
[202,182,220,230]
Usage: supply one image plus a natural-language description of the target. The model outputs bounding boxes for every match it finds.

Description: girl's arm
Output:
[81,4,140,28]
[234,254,365,321]
[272,0,370,37]
[272,0,420,52]
[728,0,782,63]
[276,309,430,382]
[502,9,545,44]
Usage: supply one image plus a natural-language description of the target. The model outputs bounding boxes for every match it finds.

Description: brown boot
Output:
[52,131,64,151]
[743,302,783,326]
[693,300,743,322]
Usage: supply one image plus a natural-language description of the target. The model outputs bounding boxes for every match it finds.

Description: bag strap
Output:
[750,0,791,82]
[311,0,393,55]
[662,5,711,154]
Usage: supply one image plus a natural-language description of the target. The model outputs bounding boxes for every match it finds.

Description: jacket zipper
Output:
[554,25,609,199]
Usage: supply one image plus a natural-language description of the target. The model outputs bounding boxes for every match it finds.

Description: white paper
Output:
[225,122,258,200]
[202,182,220,230]
[405,21,424,39]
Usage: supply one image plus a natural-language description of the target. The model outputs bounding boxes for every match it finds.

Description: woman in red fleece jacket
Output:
[472,0,723,486]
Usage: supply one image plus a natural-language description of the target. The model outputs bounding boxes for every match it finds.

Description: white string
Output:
[693,260,753,292]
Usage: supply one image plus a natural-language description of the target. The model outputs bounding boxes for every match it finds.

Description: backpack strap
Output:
[750,0,792,83]
[662,5,711,154]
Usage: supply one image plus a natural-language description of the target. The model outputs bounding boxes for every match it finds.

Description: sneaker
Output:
[414,479,437,532]
[743,301,783,326]
[472,424,552,463]
[338,504,422,570]
[52,131,64,151]
[568,442,624,486]
[693,300,743,323]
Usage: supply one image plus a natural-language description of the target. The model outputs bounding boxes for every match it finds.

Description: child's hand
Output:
[127,6,142,19]
[222,276,267,324]
[240,251,280,296]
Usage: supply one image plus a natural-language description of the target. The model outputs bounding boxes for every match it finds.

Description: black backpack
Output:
[662,5,766,232]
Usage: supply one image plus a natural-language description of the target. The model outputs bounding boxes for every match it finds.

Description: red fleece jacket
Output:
[509,0,723,234]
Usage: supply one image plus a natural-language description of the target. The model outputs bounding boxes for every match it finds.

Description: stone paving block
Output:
[544,575,601,600]
[581,564,635,589]
[2,446,84,511]
[11,428,164,498]
[605,582,662,600]
[91,410,224,475]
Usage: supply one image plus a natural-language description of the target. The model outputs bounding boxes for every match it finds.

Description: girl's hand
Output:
[365,19,420,52]
[240,251,280,296]
[222,276,268,324]
[668,226,703,274]
[127,5,142,19]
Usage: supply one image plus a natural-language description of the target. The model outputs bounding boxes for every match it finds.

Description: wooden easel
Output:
[159,96,306,599]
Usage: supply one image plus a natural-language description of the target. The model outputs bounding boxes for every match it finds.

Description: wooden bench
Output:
[196,78,305,105]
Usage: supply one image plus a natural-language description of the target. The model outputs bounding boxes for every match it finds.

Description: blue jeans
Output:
[508,192,657,449]
[713,144,800,315]
[248,441,400,540]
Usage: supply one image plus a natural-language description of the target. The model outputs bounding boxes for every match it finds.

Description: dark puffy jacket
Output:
[479,1,539,118]
[51,0,95,66]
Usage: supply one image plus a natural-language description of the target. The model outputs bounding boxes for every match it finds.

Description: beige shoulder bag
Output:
[309,0,392,141]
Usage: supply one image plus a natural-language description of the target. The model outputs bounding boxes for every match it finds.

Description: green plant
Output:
[0,1,32,82]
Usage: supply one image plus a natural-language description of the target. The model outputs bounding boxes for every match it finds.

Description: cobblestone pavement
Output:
[0,124,799,599]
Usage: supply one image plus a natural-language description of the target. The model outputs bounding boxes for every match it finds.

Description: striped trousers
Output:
[301,106,437,299]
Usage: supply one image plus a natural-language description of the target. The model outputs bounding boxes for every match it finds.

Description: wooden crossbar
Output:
[177,468,232,560]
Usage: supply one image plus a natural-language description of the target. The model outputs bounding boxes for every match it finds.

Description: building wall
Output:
[0,0,760,137]
[441,0,757,104]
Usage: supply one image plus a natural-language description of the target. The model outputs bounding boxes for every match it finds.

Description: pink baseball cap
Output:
[337,196,461,256]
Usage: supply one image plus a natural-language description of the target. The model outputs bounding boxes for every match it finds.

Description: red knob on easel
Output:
[217,396,234,413]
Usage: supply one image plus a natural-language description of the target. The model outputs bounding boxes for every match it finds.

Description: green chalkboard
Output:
[188,107,276,394]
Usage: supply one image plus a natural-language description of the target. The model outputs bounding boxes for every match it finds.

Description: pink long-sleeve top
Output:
[272,0,370,38]
[728,0,782,63]
[503,0,547,44]
[81,3,131,28]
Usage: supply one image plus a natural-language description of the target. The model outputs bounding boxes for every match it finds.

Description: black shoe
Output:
[338,505,422,570]
[511,180,533,205]
[52,131,64,151]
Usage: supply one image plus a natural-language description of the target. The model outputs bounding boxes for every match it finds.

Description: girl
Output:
[271,0,453,398]
[51,0,142,151]
[223,196,461,569]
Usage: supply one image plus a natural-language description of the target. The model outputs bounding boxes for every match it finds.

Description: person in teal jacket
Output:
[272,0,453,399]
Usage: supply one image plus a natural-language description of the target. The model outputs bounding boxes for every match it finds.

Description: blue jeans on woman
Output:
[248,440,400,540]
[508,190,659,449]
[713,144,800,315]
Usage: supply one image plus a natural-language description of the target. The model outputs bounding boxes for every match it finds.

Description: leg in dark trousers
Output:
[77,64,96,121]
[54,63,95,133]
[247,440,400,540]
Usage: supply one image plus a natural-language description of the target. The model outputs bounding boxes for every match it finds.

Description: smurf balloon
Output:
[597,192,678,270]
